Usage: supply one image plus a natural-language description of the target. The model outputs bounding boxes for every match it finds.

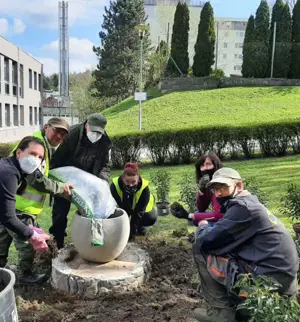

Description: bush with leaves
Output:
[234,274,300,322]
[0,143,14,159]
[280,183,300,221]
[150,169,171,203]
[209,68,225,79]
[244,177,269,207]
[179,174,198,212]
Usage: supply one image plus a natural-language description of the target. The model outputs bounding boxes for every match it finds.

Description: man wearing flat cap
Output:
[0,118,73,285]
[192,167,298,322]
[50,113,112,249]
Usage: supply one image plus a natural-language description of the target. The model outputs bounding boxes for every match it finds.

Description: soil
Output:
[15,237,201,322]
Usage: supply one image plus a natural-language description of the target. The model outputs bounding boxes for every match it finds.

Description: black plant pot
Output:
[156,201,170,216]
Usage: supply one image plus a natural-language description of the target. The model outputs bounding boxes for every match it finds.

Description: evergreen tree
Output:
[272,4,292,77]
[93,0,150,102]
[192,2,216,77]
[290,0,300,78]
[253,0,270,78]
[166,2,190,76]
[242,15,256,77]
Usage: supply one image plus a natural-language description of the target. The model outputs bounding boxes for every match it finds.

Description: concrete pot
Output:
[71,208,130,263]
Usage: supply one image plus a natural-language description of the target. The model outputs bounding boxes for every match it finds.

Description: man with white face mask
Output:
[50,113,112,249]
[0,137,52,285]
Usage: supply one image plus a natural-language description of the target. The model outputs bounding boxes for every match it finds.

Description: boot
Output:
[194,306,236,322]
[137,225,147,236]
[19,272,48,285]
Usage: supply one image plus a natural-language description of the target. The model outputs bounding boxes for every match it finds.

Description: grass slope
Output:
[8,155,300,264]
[104,87,300,136]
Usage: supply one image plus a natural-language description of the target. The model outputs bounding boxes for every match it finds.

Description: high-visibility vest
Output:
[13,131,49,215]
[112,177,154,213]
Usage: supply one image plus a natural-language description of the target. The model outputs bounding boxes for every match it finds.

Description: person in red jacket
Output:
[171,153,224,226]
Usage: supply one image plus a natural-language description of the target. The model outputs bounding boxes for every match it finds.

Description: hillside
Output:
[103,86,300,136]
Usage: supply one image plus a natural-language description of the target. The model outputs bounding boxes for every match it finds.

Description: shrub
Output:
[280,183,300,222]
[150,169,171,203]
[244,177,269,207]
[179,174,198,212]
[210,68,225,79]
[234,274,300,322]
[0,143,14,159]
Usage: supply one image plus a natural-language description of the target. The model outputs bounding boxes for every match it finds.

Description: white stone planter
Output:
[71,208,130,263]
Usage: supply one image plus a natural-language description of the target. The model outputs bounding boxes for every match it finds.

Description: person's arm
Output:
[193,194,223,222]
[196,191,211,212]
[26,169,65,195]
[0,175,33,238]
[95,149,111,182]
[134,186,150,215]
[195,204,255,255]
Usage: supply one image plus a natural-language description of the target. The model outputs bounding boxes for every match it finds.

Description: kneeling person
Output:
[193,167,298,322]
[110,163,157,239]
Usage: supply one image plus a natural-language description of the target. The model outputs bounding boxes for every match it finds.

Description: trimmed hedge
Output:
[0,143,14,159]
[110,120,300,166]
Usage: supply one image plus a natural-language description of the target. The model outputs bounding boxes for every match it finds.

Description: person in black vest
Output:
[49,113,112,249]
[192,167,298,322]
[110,163,157,240]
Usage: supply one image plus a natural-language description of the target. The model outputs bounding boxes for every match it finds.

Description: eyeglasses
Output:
[211,186,231,194]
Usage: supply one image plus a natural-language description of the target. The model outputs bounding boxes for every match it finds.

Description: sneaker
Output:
[19,273,49,285]
[194,306,236,322]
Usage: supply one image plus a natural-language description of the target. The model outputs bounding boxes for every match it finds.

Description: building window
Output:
[240,32,244,37]
[0,104,2,127]
[29,69,32,88]
[34,72,37,90]
[20,64,24,98]
[223,54,227,59]
[235,43,243,48]
[34,106,38,125]
[225,31,229,37]
[13,85,17,96]
[13,105,18,126]
[39,107,42,125]
[12,61,18,84]
[29,106,33,125]
[20,105,24,126]
[239,54,243,60]
[233,22,246,30]
[224,43,228,48]
[234,65,242,71]
[38,74,41,91]
[5,83,9,95]
[4,57,9,82]
[5,104,10,127]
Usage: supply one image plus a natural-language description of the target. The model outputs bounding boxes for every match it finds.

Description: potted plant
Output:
[280,183,300,238]
[150,169,171,216]
[179,174,198,213]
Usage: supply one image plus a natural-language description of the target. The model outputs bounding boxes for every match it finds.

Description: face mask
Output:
[87,131,102,143]
[216,186,237,212]
[19,155,42,174]
[201,169,215,180]
[125,185,138,194]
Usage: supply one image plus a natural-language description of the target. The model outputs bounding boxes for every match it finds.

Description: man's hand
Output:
[170,202,189,219]
[198,220,209,226]
[62,183,74,200]
[199,174,210,193]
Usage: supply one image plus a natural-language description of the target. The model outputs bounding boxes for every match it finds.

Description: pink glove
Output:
[28,227,50,252]
[29,225,45,234]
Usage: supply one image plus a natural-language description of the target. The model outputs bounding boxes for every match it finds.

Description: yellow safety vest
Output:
[12,131,49,215]
[112,177,154,213]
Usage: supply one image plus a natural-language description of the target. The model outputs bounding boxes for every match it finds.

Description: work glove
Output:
[28,225,50,252]
[199,174,210,193]
[170,202,189,220]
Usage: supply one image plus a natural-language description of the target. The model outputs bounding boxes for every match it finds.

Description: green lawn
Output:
[7,155,300,264]
[103,87,300,136]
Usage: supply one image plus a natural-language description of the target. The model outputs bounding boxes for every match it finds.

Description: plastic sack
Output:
[49,166,117,219]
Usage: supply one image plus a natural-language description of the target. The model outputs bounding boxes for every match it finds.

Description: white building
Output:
[144,0,247,76]
[0,36,42,143]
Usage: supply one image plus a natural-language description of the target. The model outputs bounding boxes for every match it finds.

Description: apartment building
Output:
[0,36,43,144]
[144,1,247,76]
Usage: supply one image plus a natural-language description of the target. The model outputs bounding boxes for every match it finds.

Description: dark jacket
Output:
[195,192,298,286]
[110,176,150,218]
[50,122,112,181]
[0,157,33,238]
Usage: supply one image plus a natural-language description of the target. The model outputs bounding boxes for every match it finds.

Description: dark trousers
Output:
[0,213,37,275]
[140,209,157,227]
[49,197,71,249]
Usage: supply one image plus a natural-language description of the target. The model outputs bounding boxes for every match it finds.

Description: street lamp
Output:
[135,24,149,131]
